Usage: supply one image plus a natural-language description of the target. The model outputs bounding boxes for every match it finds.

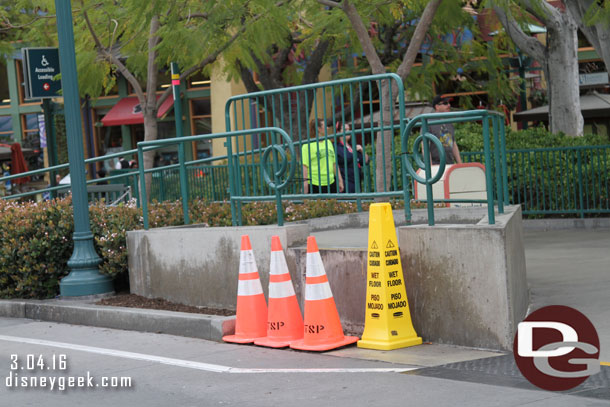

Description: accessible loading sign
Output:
[22,48,62,99]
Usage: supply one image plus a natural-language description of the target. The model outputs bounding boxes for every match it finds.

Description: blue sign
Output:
[22,48,62,99]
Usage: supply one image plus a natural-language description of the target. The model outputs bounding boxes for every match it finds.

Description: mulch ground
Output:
[96,293,235,316]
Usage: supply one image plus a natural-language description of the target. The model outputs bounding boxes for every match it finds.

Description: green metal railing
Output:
[225,73,407,218]
[136,127,296,229]
[223,73,510,226]
[0,148,141,201]
[463,145,610,218]
[2,74,512,228]
[402,110,508,225]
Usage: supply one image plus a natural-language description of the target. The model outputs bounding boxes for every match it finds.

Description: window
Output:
[0,62,9,106]
[22,114,41,150]
[190,97,212,157]
[0,115,13,142]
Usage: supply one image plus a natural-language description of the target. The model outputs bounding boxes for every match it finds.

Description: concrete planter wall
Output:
[128,224,308,309]
[399,206,528,350]
[127,206,528,350]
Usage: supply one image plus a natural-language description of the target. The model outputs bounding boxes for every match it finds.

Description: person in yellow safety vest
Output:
[302,118,344,194]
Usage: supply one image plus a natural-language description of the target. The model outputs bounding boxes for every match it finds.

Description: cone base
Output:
[223,334,265,344]
[357,336,422,350]
[290,335,359,352]
[254,337,297,348]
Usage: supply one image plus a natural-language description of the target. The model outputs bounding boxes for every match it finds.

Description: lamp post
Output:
[55,0,113,296]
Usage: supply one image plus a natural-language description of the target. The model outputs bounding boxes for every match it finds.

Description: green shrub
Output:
[0,198,143,299]
[0,199,73,298]
[0,197,401,299]
[454,122,608,152]
[454,123,610,216]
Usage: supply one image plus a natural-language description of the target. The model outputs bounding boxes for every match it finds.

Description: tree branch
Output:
[564,0,603,59]
[145,15,161,114]
[302,38,332,85]
[0,13,55,31]
[82,3,145,100]
[337,0,386,74]
[396,0,443,80]
[236,59,262,93]
[317,0,342,8]
[270,40,294,84]
[179,12,209,22]
[157,25,247,108]
[493,4,546,63]
[521,0,562,29]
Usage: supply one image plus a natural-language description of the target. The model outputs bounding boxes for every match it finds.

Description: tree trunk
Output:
[142,112,158,199]
[375,81,394,192]
[493,3,583,137]
[564,0,610,73]
[545,13,583,137]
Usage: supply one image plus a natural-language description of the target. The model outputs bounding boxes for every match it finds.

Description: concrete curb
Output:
[0,300,235,342]
[522,217,610,230]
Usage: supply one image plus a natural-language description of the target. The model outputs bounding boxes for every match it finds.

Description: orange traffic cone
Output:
[255,236,304,348]
[223,235,268,344]
[290,236,359,351]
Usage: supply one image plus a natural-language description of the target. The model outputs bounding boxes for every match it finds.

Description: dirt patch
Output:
[96,293,235,317]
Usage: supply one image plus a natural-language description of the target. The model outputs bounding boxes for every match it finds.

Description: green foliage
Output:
[0,198,73,299]
[0,198,142,299]
[454,122,608,152]
[454,122,610,217]
[11,0,260,98]
[89,202,141,277]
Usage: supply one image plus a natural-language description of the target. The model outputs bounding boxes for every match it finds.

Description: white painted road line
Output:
[0,335,418,374]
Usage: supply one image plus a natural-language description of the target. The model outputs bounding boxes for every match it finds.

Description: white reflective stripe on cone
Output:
[305,252,326,278]
[269,280,296,299]
[239,250,257,274]
[238,279,264,296]
[270,252,289,275]
[305,282,333,301]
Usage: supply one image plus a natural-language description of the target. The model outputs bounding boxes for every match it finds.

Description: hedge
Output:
[1,198,406,299]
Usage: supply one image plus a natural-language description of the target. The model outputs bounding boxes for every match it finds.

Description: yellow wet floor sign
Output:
[357,203,422,350]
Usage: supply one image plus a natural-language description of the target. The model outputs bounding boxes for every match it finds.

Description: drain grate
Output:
[404,354,610,400]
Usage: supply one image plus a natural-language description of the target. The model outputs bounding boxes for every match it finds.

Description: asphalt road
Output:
[1,318,608,407]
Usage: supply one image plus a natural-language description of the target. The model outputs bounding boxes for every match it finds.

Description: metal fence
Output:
[1,74,509,228]
[463,145,610,218]
[225,73,506,226]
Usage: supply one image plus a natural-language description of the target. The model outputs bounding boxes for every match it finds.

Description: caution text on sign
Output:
[357,203,422,351]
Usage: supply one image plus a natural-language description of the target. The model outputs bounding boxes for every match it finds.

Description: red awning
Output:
[9,143,30,185]
[101,95,174,126]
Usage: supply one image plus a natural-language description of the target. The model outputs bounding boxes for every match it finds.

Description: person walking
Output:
[302,119,344,194]
[428,95,462,165]
[335,122,369,193]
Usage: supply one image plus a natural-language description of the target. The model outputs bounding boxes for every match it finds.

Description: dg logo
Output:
[514,305,600,391]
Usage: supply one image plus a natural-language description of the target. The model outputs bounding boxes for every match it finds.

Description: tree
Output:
[0,3,40,56]
[222,1,342,144]
[75,0,258,193]
[492,1,584,137]
[316,0,443,192]
[564,0,610,72]
[17,0,276,194]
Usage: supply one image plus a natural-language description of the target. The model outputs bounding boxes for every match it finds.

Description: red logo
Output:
[513,305,600,391]
[43,83,50,91]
